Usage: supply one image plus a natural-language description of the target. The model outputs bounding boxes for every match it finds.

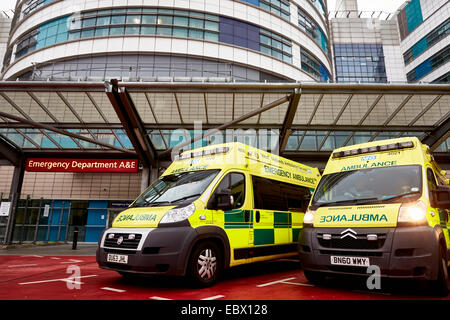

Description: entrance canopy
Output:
[0,81,449,168]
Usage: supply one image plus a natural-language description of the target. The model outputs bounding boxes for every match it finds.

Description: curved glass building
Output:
[397,0,449,83]
[2,0,332,82]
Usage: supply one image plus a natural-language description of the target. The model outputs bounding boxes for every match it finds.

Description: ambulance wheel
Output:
[304,270,327,284]
[429,245,449,297]
[187,241,222,288]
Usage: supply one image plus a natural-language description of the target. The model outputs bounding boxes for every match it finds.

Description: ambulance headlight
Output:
[160,203,195,224]
[303,208,316,227]
[398,201,427,225]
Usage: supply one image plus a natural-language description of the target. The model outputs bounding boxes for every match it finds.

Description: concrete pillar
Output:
[3,158,25,245]
[140,166,150,193]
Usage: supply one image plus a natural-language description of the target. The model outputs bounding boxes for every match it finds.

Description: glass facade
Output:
[334,44,387,83]
[404,0,423,33]
[398,0,424,40]
[285,131,430,152]
[259,28,293,63]
[13,8,301,68]
[300,48,330,82]
[148,128,280,152]
[21,0,57,17]
[17,54,287,82]
[403,18,450,65]
[298,7,328,52]
[239,0,291,21]
[407,45,450,82]
[219,16,259,51]
[310,0,326,18]
[0,128,132,150]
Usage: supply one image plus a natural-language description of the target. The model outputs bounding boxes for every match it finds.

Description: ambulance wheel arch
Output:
[183,226,231,277]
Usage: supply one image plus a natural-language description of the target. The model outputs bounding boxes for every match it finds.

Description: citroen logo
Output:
[340,228,357,239]
[117,236,124,245]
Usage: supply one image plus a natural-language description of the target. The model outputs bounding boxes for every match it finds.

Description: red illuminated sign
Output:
[26,158,139,173]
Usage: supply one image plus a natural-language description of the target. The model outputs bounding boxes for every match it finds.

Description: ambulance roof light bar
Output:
[332,141,414,159]
[175,146,230,161]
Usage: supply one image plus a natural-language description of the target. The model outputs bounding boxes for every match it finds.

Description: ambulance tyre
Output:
[304,270,327,284]
[187,240,222,288]
[429,245,449,297]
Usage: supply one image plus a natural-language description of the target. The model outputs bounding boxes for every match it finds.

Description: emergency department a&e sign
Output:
[25,158,138,173]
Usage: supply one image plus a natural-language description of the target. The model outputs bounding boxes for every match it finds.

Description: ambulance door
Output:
[209,171,251,263]
[251,176,287,253]
[427,168,450,247]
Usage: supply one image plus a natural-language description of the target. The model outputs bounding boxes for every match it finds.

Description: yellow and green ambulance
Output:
[299,137,450,295]
[96,142,320,287]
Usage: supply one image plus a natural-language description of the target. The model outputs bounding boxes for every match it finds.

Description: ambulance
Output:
[299,137,450,295]
[96,142,320,287]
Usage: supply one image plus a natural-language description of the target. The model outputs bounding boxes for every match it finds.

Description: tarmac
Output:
[0,242,97,256]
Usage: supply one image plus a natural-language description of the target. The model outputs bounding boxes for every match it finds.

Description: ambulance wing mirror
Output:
[433,186,450,210]
[214,189,234,211]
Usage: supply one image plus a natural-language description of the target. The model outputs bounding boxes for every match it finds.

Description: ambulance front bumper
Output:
[299,226,440,280]
[96,226,196,276]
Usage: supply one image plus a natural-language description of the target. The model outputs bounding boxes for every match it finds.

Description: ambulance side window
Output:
[212,172,246,209]
[252,176,311,212]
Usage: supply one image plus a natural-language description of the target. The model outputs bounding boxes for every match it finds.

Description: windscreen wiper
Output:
[170,193,203,204]
[314,197,380,208]
[131,200,172,207]
[380,191,420,202]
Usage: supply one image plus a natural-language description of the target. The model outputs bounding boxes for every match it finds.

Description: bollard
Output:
[72,227,79,250]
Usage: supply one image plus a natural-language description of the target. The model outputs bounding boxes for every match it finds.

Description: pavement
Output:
[0,242,97,256]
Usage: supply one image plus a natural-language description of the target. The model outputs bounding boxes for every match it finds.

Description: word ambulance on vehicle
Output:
[299,137,450,295]
[97,142,320,287]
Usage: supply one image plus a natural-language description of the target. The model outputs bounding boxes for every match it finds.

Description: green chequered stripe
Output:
[292,228,302,242]
[254,229,274,245]
[274,212,291,228]
[224,210,253,229]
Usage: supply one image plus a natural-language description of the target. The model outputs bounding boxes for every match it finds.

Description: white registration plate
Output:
[330,255,369,267]
[107,253,128,264]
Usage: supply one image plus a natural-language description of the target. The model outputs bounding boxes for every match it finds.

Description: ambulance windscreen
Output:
[311,165,422,207]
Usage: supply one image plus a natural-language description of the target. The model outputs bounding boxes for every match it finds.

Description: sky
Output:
[0,0,408,12]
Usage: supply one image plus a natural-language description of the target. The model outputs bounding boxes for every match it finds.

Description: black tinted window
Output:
[252,176,311,212]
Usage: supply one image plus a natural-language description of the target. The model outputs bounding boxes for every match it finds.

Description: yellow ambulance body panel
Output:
[97,142,320,286]
[299,137,450,295]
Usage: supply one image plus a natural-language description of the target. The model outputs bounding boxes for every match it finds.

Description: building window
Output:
[239,0,291,21]
[407,45,450,82]
[14,8,220,60]
[404,0,423,32]
[398,0,423,40]
[21,0,57,17]
[300,48,330,82]
[310,0,326,18]
[334,44,387,83]
[219,17,292,63]
[298,8,328,52]
[403,18,450,65]
[260,28,292,63]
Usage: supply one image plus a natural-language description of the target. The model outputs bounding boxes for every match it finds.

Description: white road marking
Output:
[60,259,83,264]
[21,255,43,258]
[8,264,38,268]
[281,281,314,287]
[101,287,126,293]
[19,274,98,285]
[150,296,172,300]
[201,295,225,300]
[257,277,297,287]
[50,257,61,260]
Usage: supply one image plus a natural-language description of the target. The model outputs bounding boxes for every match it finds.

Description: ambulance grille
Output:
[104,233,142,249]
[317,234,386,250]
